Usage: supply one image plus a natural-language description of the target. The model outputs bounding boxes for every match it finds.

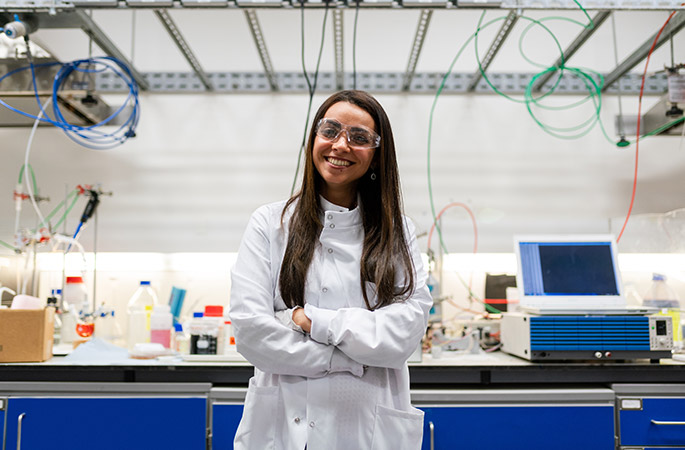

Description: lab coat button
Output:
[294,417,301,424]
[329,224,335,229]
[309,421,315,428]
[322,287,328,293]
[327,214,332,220]
[327,248,333,254]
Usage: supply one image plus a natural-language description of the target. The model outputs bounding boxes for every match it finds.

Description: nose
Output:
[331,130,350,151]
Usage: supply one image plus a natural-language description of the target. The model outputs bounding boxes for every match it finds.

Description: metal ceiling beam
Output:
[244,10,278,91]
[0,10,148,89]
[107,70,668,94]
[3,1,683,10]
[402,10,433,91]
[72,10,149,91]
[154,9,213,91]
[333,9,344,91]
[533,10,610,92]
[467,10,518,91]
[603,10,685,92]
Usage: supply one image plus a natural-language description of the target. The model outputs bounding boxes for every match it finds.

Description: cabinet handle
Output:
[17,412,26,450]
[429,421,435,450]
[651,419,685,425]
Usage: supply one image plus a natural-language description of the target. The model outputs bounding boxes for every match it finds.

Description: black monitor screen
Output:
[520,242,619,296]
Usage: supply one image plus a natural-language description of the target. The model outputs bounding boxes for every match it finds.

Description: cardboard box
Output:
[0,308,54,362]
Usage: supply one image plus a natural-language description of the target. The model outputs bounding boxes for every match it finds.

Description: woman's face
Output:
[312,101,377,202]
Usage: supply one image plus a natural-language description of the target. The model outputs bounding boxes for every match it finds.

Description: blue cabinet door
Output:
[4,397,207,450]
[211,403,244,449]
[420,405,615,450]
[1,398,5,449]
[620,398,685,446]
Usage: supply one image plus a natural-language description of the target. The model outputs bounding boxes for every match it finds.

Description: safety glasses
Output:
[315,118,380,150]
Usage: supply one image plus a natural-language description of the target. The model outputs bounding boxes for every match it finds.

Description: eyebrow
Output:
[349,126,369,133]
[324,119,373,132]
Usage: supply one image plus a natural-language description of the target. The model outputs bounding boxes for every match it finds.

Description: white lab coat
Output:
[229,197,432,450]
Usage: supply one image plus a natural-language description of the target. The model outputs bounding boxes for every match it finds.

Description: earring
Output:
[370,171,377,181]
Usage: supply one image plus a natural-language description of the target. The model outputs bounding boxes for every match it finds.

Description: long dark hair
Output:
[279,90,415,311]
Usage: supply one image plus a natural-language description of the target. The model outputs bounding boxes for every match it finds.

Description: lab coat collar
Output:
[319,195,362,228]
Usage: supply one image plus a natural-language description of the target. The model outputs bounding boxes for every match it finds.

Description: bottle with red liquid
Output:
[76,320,95,338]
[150,304,173,348]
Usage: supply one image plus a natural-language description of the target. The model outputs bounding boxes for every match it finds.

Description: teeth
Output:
[327,157,351,167]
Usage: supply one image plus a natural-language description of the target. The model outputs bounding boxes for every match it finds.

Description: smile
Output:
[325,156,352,167]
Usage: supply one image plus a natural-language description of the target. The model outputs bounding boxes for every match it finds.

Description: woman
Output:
[229,90,432,450]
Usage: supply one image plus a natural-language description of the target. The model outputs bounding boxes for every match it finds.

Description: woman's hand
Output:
[292,307,312,333]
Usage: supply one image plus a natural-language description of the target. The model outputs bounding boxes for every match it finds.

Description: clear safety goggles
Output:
[315,118,381,150]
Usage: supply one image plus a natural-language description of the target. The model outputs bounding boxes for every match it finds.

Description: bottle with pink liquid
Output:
[150,304,173,348]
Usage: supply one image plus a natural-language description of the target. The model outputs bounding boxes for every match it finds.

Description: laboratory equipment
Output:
[189,312,219,355]
[643,273,683,348]
[60,307,78,344]
[643,274,680,309]
[426,272,442,323]
[503,234,674,361]
[501,312,673,361]
[484,274,516,312]
[514,235,627,312]
[75,320,94,338]
[173,323,190,354]
[222,320,236,354]
[46,291,61,344]
[63,277,87,308]
[126,281,159,350]
[204,305,224,353]
[2,15,37,39]
[93,306,121,344]
[169,286,186,325]
[150,305,173,348]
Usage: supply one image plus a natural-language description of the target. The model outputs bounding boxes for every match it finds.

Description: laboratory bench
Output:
[1,353,684,449]
[0,351,684,386]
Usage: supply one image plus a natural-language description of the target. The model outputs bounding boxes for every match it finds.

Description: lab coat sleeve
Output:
[230,206,364,378]
[304,218,432,370]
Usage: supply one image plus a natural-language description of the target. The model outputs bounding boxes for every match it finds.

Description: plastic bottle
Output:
[150,304,173,348]
[60,306,78,345]
[173,323,190,354]
[109,310,124,346]
[188,312,205,354]
[126,281,160,350]
[204,305,224,354]
[223,320,236,355]
[48,289,62,308]
[47,290,62,345]
[63,276,88,308]
[643,274,680,308]
[189,312,219,355]
[643,273,683,348]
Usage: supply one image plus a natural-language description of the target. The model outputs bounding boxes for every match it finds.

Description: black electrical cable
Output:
[290,1,330,196]
[300,0,313,95]
[353,0,360,90]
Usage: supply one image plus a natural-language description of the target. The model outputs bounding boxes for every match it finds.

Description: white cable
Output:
[20,245,32,294]
[14,208,21,237]
[610,13,626,138]
[51,233,87,262]
[24,97,51,229]
[0,286,17,300]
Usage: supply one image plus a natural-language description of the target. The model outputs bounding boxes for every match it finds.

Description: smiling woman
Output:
[229,90,433,450]
[312,105,379,208]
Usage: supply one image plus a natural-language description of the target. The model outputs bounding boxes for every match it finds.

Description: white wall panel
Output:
[1,92,683,255]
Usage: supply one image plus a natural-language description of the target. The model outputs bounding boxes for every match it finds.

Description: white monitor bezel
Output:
[514,234,625,309]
